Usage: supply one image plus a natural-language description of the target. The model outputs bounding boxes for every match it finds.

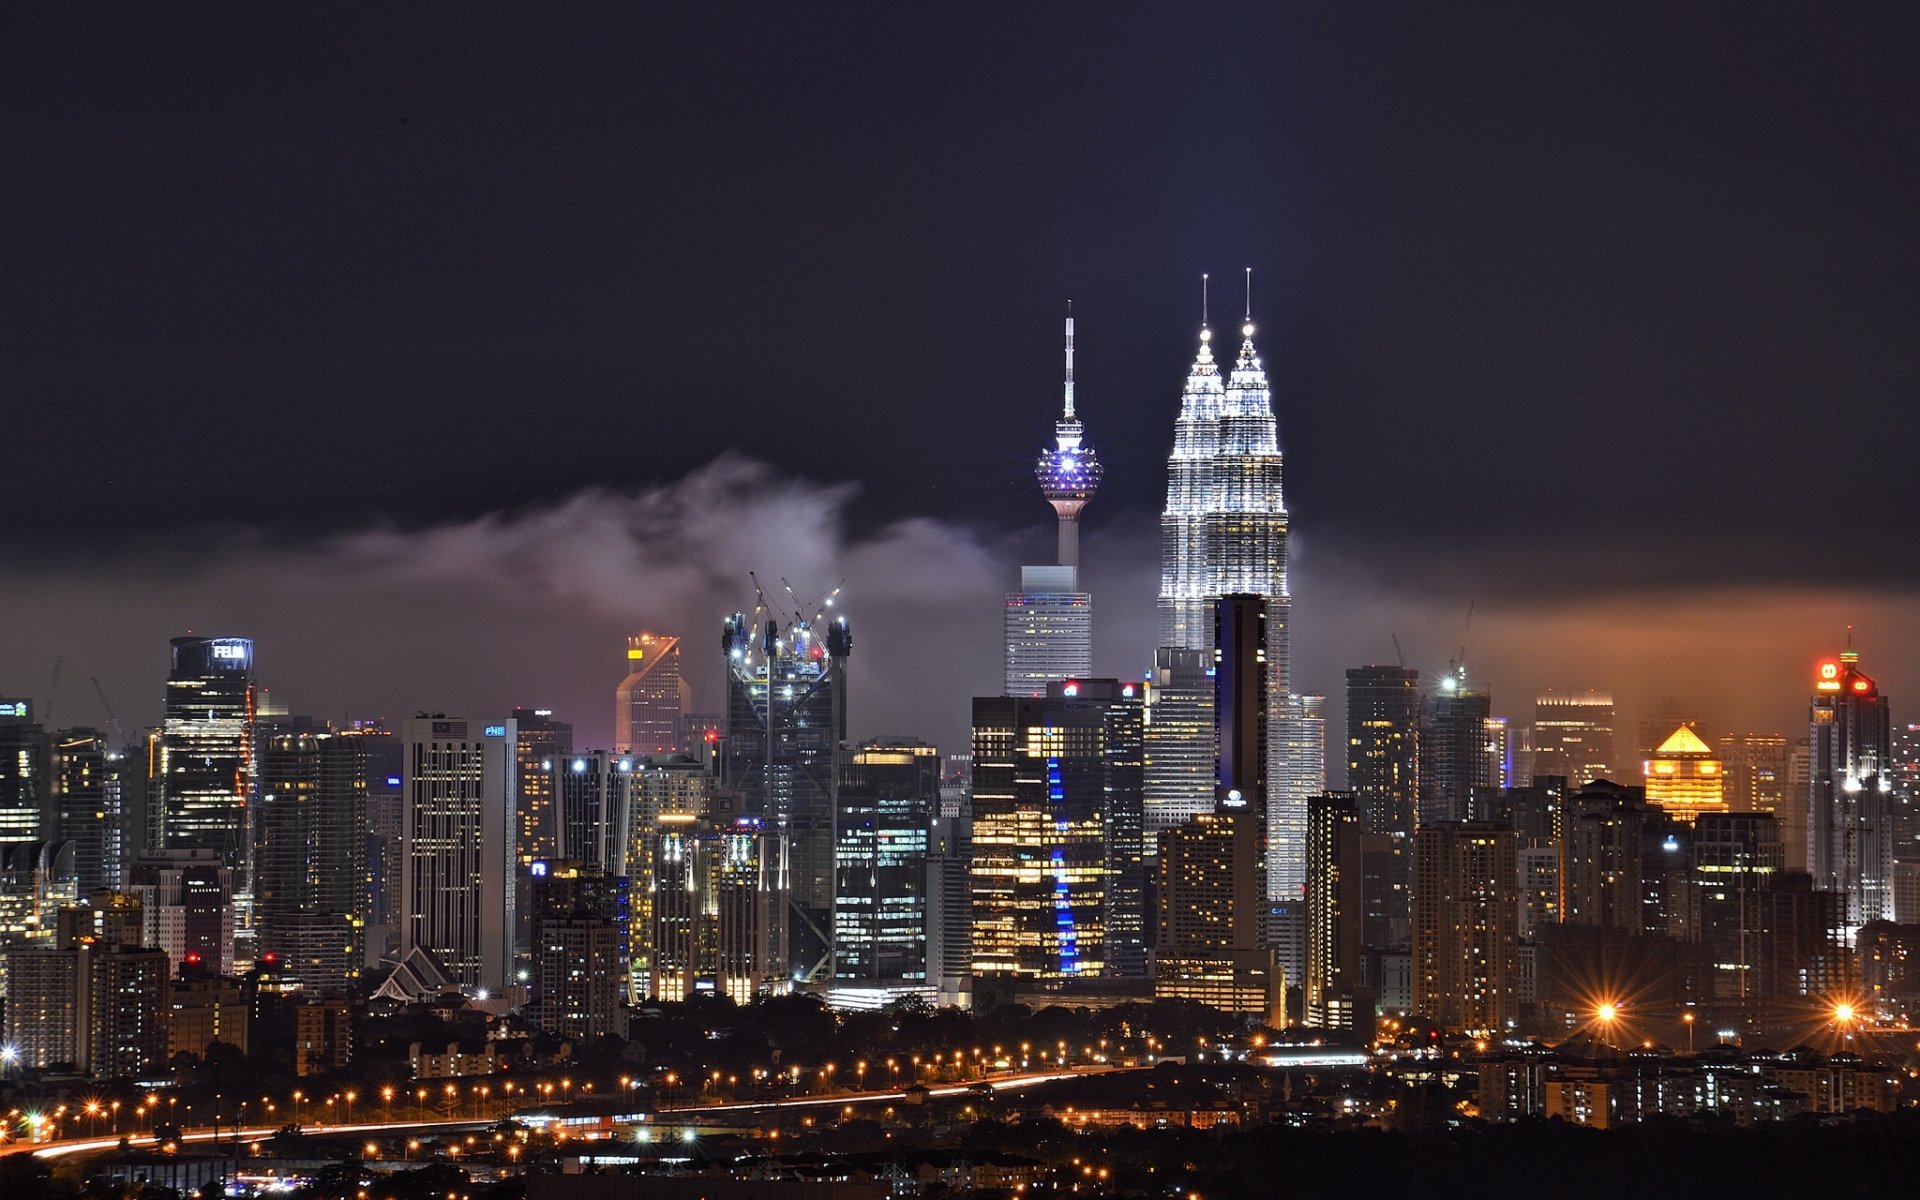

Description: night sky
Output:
[4,6,1917,763]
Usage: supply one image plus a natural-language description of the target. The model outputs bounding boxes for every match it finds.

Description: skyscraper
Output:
[512,708,573,866]
[720,605,850,981]
[1154,596,1283,1021]
[1271,692,1325,900]
[832,739,938,984]
[615,634,686,755]
[158,637,257,875]
[257,729,373,994]
[51,729,128,893]
[1532,691,1616,786]
[1642,725,1727,825]
[1006,314,1100,697]
[1346,666,1420,837]
[1411,821,1519,1032]
[1419,673,1495,828]
[970,679,1145,981]
[1304,793,1366,1030]
[1142,647,1214,851]
[0,697,46,842]
[401,716,518,994]
[1153,292,1318,897]
[646,815,786,1004]
[550,750,639,871]
[1809,648,1895,929]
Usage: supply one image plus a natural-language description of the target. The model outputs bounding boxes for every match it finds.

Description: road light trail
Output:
[21,1064,1144,1160]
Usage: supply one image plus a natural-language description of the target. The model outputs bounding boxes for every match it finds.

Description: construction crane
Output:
[1443,598,1476,689]
[90,677,128,745]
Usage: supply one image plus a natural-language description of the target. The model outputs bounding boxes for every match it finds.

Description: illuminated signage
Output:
[0,701,27,718]
[530,860,548,877]
[1816,660,1842,692]
[628,648,645,660]
[212,643,247,660]
[483,725,507,738]
[385,775,402,788]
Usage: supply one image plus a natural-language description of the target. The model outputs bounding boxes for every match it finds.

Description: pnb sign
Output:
[0,699,29,720]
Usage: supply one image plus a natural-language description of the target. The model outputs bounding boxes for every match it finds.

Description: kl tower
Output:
[1035,308,1104,569]
[1004,309,1102,696]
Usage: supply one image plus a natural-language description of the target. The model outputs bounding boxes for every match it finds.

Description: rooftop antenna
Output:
[1063,300,1075,420]
[1201,273,1209,328]
[1244,266,1252,323]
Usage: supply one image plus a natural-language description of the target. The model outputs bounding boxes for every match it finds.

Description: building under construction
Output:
[719,584,850,983]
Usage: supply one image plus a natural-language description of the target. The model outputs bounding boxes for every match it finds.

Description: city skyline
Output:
[8,13,1920,1186]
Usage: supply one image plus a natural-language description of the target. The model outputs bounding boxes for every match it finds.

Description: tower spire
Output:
[1244,266,1252,325]
[1202,273,1210,329]
[1063,303,1076,420]
[1036,307,1102,570]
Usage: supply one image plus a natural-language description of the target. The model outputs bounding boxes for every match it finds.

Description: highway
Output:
[18,1063,1141,1161]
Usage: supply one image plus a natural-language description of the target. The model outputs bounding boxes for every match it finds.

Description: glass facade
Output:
[159,636,256,881]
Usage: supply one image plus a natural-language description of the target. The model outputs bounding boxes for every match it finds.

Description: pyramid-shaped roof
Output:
[1656,724,1714,756]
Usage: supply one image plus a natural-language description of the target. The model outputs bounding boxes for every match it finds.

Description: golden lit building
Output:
[1643,725,1726,823]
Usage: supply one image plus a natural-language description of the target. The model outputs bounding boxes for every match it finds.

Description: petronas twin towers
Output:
[1154,298,1321,904]
[1157,315,1290,690]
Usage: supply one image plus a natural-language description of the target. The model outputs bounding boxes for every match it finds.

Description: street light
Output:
[1682,1011,1696,1053]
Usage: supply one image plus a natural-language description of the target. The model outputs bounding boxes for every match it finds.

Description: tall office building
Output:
[1419,673,1495,828]
[1347,667,1420,837]
[833,739,938,985]
[1004,571,1093,698]
[970,679,1146,981]
[720,607,850,982]
[1304,793,1366,1030]
[1271,692,1324,900]
[1692,812,1784,1001]
[1531,691,1616,786]
[50,729,128,893]
[618,753,711,994]
[550,750,640,871]
[1142,647,1214,851]
[256,729,374,993]
[0,697,46,842]
[1722,733,1790,815]
[158,637,257,879]
[646,815,787,1004]
[1155,596,1284,1020]
[616,634,687,755]
[1642,725,1728,825]
[1411,821,1519,1032]
[401,716,518,994]
[528,861,631,1027]
[926,788,974,1007]
[512,708,573,866]
[1006,314,1100,697]
[1809,648,1896,929]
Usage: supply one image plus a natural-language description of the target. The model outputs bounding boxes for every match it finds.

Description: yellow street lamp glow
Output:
[1834,1003,1856,1023]
[1596,1003,1619,1023]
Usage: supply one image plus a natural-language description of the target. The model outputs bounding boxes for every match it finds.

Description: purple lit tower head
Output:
[1035,309,1103,569]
